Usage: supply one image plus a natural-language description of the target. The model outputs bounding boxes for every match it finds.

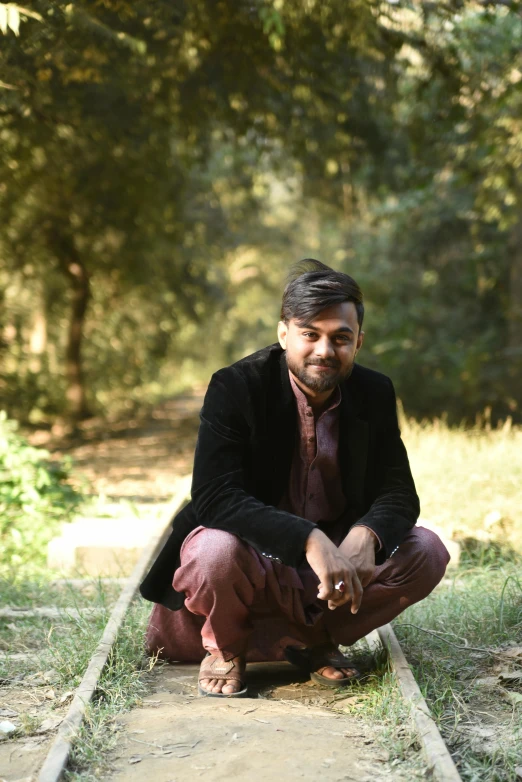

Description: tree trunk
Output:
[29,307,47,373]
[51,231,92,421]
[507,217,522,414]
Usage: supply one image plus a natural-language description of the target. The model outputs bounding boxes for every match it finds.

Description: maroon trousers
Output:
[146,525,449,663]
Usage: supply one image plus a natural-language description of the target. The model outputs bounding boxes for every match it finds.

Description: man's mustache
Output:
[305,360,341,369]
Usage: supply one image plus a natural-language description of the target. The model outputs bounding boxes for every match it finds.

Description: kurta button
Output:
[308,436,314,442]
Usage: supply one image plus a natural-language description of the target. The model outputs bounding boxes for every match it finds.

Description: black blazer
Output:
[140,344,420,610]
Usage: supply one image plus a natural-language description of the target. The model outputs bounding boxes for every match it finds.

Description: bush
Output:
[0,412,81,571]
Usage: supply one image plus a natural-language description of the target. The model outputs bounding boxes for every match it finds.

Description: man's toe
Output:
[211,679,224,693]
[319,666,344,679]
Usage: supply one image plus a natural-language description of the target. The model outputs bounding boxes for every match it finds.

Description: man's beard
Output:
[285,353,355,393]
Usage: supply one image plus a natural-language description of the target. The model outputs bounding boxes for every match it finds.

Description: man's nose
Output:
[313,337,335,357]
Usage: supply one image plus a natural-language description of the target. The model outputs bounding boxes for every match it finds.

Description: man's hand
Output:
[305,529,363,613]
[339,526,377,588]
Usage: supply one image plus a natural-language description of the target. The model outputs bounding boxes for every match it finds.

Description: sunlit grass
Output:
[401,415,522,555]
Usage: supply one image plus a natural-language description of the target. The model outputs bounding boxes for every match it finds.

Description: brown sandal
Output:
[284,643,362,688]
[198,652,249,698]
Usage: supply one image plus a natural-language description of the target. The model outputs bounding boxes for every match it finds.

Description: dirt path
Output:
[108,662,414,782]
[47,393,204,503]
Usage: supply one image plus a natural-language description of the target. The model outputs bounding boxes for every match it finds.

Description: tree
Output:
[0,0,406,421]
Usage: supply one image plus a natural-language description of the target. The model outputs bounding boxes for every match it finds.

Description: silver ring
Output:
[334,580,345,593]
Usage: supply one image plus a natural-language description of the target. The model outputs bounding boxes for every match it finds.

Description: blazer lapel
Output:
[268,352,297,500]
[339,372,369,510]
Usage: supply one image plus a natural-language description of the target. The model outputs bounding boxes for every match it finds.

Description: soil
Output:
[106,662,414,782]
[0,667,70,782]
[43,393,204,503]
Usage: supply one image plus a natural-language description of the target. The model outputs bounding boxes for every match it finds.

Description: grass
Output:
[393,567,522,782]
[390,417,522,781]
[65,600,153,781]
[401,414,522,556]
[0,578,155,782]
[334,640,426,776]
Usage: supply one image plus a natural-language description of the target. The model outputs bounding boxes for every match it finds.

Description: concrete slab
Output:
[47,510,168,577]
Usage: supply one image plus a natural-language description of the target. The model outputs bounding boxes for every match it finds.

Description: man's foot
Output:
[198,652,248,697]
[284,643,362,687]
[315,664,359,681]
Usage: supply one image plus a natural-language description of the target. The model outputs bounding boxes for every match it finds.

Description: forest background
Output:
[1,0,522,426]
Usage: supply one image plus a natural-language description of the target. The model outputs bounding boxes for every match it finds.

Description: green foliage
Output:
[0,412,81,569]
[1,1,522,423]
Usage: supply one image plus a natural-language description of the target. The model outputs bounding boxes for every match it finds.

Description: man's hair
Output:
[280,258,364,329]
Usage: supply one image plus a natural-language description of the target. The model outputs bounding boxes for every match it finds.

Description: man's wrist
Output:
[348,525,380,551]
[305,527,328,552]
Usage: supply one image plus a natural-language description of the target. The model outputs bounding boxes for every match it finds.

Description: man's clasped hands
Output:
[305,524,378,612]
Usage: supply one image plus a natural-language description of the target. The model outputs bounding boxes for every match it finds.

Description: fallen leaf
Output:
[0,708,18,718]
[498,671,522,684]
[502,647,522,659]
[503,691,522,706]
[36,716,63,734]
[332,696,360,709]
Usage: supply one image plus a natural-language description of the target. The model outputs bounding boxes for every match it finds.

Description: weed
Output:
[65,601,153,779]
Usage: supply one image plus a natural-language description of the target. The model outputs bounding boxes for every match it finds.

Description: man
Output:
[141,259,449,697]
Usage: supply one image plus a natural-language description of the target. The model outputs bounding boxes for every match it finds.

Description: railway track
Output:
[2,475,461,782]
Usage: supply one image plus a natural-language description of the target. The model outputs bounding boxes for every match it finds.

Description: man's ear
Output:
[355,330,365,354]
[277,320,288,349]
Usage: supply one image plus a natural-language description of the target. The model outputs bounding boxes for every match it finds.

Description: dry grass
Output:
[401,414,522,556]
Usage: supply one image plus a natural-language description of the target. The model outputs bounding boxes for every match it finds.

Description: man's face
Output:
[277,302,364,395]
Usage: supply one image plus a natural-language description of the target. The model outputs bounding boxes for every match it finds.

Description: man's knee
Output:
[406,525,450,592]
[180,527,247,580]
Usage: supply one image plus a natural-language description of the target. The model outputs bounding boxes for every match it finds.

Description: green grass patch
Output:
[394,565,522,781]
[65,600,153,781]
